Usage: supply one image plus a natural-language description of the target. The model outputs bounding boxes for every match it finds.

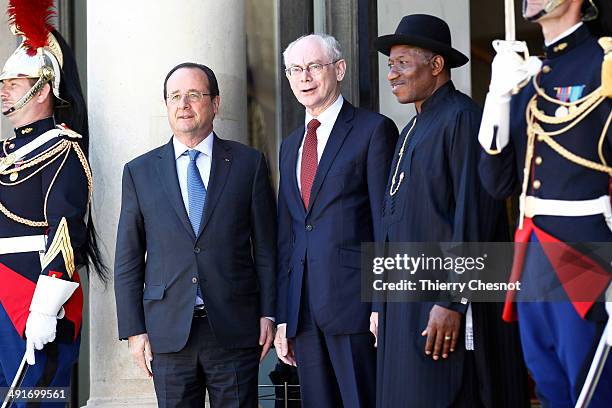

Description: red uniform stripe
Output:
[503,218,611,322]
[0,263,83,340]
[64,270,83,341]
[0,262,36,336]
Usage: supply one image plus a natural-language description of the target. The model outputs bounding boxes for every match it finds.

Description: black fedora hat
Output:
[376,14,469,68]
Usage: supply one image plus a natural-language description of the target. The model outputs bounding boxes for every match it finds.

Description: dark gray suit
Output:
[114,134,276,407]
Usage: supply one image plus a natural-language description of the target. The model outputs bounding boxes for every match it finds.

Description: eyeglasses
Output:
[285,60,338,77]
[166,91,212,104]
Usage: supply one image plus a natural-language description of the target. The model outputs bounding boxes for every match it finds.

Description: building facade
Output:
[0,1,541,406]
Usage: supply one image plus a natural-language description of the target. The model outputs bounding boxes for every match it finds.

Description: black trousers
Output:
[151,316,261,408]
[293,266,376,408]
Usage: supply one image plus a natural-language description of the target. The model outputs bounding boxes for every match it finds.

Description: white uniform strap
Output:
[0,235,46,255]
[0,129,63,172]
[524,195,612,231]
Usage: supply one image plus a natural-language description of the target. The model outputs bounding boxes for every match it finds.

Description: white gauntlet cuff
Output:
[29,275,79,317]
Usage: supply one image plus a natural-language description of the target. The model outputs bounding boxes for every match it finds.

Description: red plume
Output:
[7,0,55,56]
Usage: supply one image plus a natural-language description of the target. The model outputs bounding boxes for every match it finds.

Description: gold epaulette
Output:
[56,123,83,139]
[599,37,612,98]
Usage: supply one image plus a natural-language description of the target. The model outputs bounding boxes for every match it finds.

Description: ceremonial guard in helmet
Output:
[0,1,106,405]
[478,0,612,406]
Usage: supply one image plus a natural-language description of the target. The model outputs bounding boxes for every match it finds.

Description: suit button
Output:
[192,277,198,284]
[533,180,541,190]
[535,156,542,165]
[194,247,201,253]
[542,65,551,74]
[305,224,313,231]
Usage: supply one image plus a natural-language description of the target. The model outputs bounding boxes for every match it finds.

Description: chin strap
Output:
[524,0,566,22]
[2,67,52,116]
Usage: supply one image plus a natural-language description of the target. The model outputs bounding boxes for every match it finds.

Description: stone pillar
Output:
[0,0,15,139]
[85,1,246,406]
[377,0,472,129]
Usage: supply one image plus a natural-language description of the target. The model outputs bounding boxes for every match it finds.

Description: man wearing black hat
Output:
[372,14,529,407]
[478,0,612,406]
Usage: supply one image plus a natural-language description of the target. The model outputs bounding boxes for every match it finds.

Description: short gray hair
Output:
[283,33,343,68]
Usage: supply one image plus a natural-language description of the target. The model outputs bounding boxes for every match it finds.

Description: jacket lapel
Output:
[286,127,307,215]
[198,134,232,237]
[306,100,354,214]
[156,139,195,239]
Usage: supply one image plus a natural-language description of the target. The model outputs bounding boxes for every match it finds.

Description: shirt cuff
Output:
[264,316,275,323]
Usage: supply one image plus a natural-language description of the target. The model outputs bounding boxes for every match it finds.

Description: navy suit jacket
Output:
[276,100,398,338]
[114,135,276,353]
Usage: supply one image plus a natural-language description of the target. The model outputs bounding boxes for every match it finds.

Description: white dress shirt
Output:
[173,133,213,215]
[296,94,344,190]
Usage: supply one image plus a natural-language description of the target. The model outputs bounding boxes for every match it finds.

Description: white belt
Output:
[0,235,46,255]
[524,195,612,231]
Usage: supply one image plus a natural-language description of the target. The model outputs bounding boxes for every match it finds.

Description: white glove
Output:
[25,313,58,364]
[24,275,79,365]
[478,40,542,154]
[479,92,512,153]
[489,40,542,97]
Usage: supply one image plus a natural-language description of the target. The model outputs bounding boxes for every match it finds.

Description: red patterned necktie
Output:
[300,118,321,208]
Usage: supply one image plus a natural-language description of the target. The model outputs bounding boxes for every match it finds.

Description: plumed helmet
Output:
[0,0,67,113]
[0,0,89,153]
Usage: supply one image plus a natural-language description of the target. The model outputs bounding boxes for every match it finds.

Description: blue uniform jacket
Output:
[0,117,90,342]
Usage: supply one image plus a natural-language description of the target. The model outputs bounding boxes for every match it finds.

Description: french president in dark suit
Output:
[114,62,276,408]
[274,34,398,407]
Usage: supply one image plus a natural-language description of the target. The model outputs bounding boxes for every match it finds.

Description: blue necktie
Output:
[186,149,206,306]
[187,150,207,234]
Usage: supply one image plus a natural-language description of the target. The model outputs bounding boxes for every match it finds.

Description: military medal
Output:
[552,85,586,118]
[555,106,569,117]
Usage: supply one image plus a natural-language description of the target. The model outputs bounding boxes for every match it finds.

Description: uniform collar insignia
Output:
[544,24,591,59]
[13,117,56,139]
[553,42,568,53]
